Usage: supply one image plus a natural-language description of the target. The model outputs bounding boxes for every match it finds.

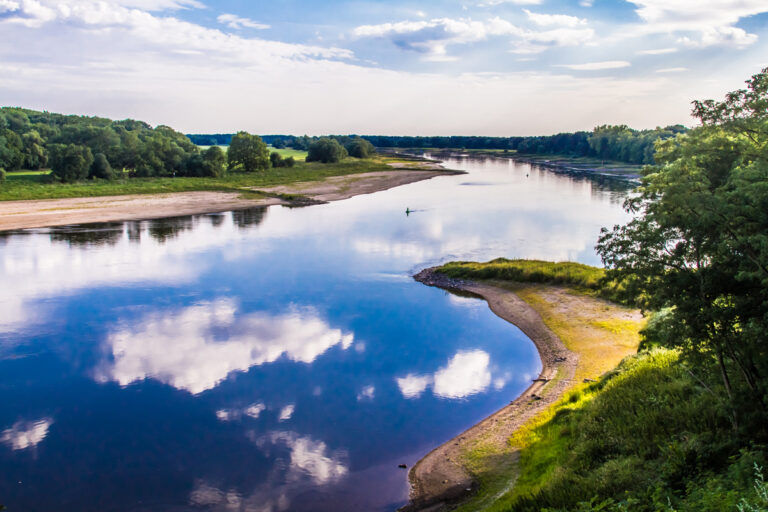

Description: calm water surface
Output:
[0,156,631,511]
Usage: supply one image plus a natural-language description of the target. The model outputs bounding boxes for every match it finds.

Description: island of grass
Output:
[406,259,767,512]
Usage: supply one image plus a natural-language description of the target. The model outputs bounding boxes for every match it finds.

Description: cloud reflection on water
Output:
[190,431,348,512]
[96,298,354,394]
[1,418,53,451]
[396,349,496,400]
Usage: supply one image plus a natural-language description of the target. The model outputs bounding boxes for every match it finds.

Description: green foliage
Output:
[596,68,768,431]
[306,137,348,163]
[0,168,5,182]
[0,157,395,201]
[0,107,203,178]
[486,349,763,512]
[436,259,627,303]
[227,131,270,172]
[49,144,94,183]
[89,152,115,180]
[269,151,298,168]
[345,137,376,158]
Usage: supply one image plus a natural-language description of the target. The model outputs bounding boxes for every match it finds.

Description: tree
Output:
[89,152,115,180]
[201,146,226,177]
[596,68,768,432]
[49,144,94,182]
[306,137,347,163]
[346,137,376,159]
[228,131,270,172]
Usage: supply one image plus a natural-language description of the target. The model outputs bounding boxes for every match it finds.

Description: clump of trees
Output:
[597,67,768,434]
[0,108,238,183]
[227,131,270,172]
[270,152,295,168]
[306,137,348,163]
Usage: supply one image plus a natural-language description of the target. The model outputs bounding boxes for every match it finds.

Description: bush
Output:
[346,137,376,158]
[306,138,347,163]
[0,168,5,182]
[89,152,115,180]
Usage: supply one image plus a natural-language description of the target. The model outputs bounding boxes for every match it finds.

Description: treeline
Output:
[0,107,227,182]
[0,109,319,183]
[189,125,687,166]
[363,125,688,164]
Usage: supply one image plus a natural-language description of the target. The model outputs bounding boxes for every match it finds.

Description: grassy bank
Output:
[0,157,393,201]
[433,260,766,511]
[438,259,628,304]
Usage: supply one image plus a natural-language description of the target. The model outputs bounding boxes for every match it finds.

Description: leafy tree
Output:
[201,146,226,177]
[0,129,24,170]
[22,130,47,169]
[89,152,115,180]
[306,137,347,163]
[228,131,270,172]
[0,168,6,183]
[346,137,376,158]
[270,151,284,168]
[596,68,768,432]
[49,144,94,182]
[284,156,296,168]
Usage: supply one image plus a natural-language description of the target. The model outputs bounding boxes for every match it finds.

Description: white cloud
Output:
[558,60,631,70]
[96,299,355,394]
[656,67,688,73]
[215,402,266,422]
[1,418,52,450]
[396,374,431,399]
[395,350,494,400]
[637,47,678,55]
[217,13,269,30]
[523,9,586,28]
[356,385,375,401]
[278,404,295,422]
[194,431,348,511]
[433,350,492,399]
[626,0,767,48]
[353,16,593,60]
[0,0,351,59]
[477,0,542,5]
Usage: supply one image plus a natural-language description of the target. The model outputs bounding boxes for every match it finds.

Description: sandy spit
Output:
[0,169,461,232]
[401,268,577,512]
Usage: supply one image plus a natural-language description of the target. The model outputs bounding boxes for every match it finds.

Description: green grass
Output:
[438,259,605,289]
[467,349,763,512]
[268,146,308,161]
[436,259,630,304]
[0,158,392,201]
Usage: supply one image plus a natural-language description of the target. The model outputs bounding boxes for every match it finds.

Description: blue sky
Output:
[1,0,766,135]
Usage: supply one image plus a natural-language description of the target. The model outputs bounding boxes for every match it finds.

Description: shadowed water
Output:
[0,155,631,511]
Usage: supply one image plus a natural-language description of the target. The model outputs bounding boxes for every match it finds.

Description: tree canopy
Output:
[596,67,768,432]
[306,137,348,163]
[227,131,270,172]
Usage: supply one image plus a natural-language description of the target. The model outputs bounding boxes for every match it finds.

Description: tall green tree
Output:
[228,131,270,172]
[345,137,376,159]
[49,144,94,182]
[306,137,347,163]
[596,68,768,432]
[89,152,115,180]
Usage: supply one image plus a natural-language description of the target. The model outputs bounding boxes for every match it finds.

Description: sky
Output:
[0,0,767,135]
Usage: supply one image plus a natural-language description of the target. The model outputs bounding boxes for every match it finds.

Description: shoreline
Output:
[0,168,462,232]
[402,268,577,511]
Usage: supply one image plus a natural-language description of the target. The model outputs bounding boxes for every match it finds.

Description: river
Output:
[0,155,632,511]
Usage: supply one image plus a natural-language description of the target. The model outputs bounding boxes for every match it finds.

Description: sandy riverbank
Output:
[403,268,643,511]
[0,169,461,232]
[404,268,576,511]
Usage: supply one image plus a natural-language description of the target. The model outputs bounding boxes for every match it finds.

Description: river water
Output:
[0,155,631,511]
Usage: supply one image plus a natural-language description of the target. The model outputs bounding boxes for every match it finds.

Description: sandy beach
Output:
[0,169,460,232]
[403,268,577,511]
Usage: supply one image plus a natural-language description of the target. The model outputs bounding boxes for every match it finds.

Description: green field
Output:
[0,158,390,201]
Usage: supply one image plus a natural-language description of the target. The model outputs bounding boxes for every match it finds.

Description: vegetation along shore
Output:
[403,69,768,511]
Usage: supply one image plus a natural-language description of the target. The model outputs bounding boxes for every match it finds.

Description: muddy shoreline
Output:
[401,268,577,511]
[0,169,462,232]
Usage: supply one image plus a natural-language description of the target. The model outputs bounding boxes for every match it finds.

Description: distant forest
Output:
[189,124,688,165]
